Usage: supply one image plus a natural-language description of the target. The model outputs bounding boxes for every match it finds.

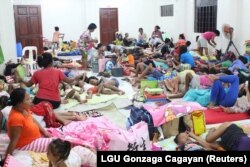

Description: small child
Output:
[61,83,87,104]
[47,138,96,167]
[121,49,135,68]
[86,76,124,98]
[52,26,64,50]
[0,80,9,98]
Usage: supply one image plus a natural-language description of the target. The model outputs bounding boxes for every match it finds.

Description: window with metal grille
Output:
[194,0,217,33]
[161,5,174,17]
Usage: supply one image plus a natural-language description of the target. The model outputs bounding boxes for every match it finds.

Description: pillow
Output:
[1,106,12,121]
[167,100,206,117]
[10,151,33,167]
[1,106,46,129]
[32,114,46,129]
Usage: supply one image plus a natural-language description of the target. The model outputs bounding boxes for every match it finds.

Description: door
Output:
[100,8,118,45]
[14,5,43,54]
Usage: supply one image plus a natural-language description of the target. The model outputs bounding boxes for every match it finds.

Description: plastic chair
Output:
[22,46,38,76]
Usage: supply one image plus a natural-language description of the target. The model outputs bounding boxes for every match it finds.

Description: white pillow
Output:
[1,106,46,128]
[32,114,46,129]
[1,106,12,121]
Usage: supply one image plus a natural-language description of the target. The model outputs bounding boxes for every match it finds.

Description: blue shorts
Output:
[152,70,164,80]
[111,78,119,87]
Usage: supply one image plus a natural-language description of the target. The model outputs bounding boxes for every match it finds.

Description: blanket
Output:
[183,88,211,107]
[48,116,150,151]
[47,121,110,151]
[165,100,206,123]
[205,108,250,124]
[143,100,205,126]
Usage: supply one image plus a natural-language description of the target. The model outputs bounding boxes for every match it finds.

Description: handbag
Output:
[191,110,206,135]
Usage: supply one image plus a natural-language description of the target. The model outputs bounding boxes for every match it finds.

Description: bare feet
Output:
[61,119,72,125]
[119,91,125,95]
[80,99,87,104]
[220,106,234,113]
[62,99,69,104]
[75,113,87,121]
[131,78,138,87]
[208,75,219,83]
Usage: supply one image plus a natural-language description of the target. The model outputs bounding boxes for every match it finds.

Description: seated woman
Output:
[5,88,52,157]
[175,122,250,151]
[221,80,250,113]
[113,34,123,46]
[47,138,96,167]
[208,75,239,108]
[172,45,195,69]
[0,91,86,130]
[132,62,164,86]
[136,28,148,47]
[23,53,83,109]
[123,33,135,47]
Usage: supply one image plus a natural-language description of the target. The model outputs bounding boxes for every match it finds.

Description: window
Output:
[161,5,174,17]
[194,0,217,33]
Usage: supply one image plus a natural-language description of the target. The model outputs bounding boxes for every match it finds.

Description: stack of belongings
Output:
[144,87,167,103]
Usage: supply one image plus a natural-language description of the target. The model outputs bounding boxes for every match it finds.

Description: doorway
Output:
[14,5,43,54]
[99,8,118,45]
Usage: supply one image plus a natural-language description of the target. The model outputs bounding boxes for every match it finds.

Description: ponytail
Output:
[48,138,71,161]
[37,53,53,68]
[62,140,71,160]
[37,55,44,68]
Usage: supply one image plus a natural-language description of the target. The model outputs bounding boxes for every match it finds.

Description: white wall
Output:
[0,0,17,74]
[84,0,156,40]
[155,0,249,55]
[13,0,156,42]
[13,0,86,42]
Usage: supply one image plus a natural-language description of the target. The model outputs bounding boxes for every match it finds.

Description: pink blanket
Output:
[47,119,110,151]
[48,117,150,151]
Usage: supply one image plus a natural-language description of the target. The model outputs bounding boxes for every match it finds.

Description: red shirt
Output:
[32,67,66,101]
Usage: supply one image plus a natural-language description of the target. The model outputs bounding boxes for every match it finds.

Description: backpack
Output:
[126,106,156,140]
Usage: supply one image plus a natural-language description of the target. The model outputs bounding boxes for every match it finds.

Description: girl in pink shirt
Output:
[197,30,220,60]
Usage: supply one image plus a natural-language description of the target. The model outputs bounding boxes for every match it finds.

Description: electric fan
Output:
[222,24,241,56]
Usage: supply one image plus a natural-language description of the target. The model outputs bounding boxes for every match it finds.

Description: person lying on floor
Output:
[86,76,124,98]
[220,79,250,113]
[163,70,215,98]
[47,138,96,167]
[60,83,87,104]
[175,122,250,151]
[208,75,239,108]
[52,57,73,68]
[228,56,248,75]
